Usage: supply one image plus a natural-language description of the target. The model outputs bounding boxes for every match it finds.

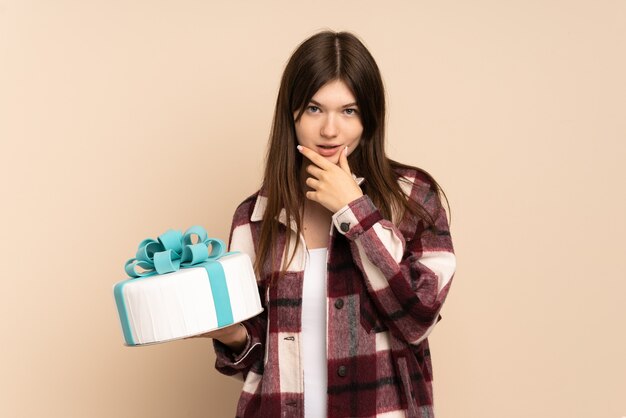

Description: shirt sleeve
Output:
[213,307,266,379]
[331,180,456,345]
[212,208,267,380]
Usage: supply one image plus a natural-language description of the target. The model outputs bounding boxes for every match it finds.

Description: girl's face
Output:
[294,79,363,165]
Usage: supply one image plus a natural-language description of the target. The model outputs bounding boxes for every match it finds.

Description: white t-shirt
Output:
[302,248,328,418]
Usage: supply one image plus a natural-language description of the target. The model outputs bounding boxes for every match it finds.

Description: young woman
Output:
[201,30,456,418]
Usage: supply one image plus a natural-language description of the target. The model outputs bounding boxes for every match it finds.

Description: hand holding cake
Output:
[188,322,248,354]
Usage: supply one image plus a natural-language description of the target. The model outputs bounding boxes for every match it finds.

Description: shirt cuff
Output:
[213,323,256,367]
[332,195,383,240]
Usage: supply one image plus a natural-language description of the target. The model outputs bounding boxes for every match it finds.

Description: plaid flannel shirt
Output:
[213,167,456,418]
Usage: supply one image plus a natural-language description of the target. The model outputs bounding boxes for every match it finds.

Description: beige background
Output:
[1,1,624,417]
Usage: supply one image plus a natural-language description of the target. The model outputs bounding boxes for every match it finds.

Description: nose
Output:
[320,114,338,138]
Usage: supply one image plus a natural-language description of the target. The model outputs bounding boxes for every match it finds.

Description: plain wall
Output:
[1,1,624,417]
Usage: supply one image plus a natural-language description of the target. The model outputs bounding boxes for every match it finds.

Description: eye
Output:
[344,108,359,116]
[307,105,320,113]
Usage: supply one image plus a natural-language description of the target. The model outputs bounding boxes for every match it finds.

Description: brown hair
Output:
[256,30,448,280]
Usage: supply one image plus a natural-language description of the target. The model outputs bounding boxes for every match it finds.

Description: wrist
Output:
[332,191,363,213]
[335,192,364,214]
[217,323,248,353]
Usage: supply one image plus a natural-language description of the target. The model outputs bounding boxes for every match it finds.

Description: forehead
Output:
[311,79,357,106]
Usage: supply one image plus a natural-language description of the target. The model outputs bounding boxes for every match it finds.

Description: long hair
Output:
[255,30,448,280]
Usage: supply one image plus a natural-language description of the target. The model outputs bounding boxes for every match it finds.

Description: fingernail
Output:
[297,145,303,151]
[344,146,348,155]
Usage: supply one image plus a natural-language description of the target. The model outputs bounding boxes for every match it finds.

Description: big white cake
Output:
[113,227,263,346]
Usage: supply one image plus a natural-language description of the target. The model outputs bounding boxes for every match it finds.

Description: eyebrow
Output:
[309,99,358,108]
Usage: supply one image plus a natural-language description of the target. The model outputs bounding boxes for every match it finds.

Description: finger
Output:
[305,176,320,190]
[338,146,351,174]
[306,163,324,179]
[297,145,334,169]
[305,190,318,202]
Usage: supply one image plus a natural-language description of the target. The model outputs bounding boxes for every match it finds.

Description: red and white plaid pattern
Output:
[213,167,456,418]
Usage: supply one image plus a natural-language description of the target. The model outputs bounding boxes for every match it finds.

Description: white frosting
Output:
[114,252,262,346]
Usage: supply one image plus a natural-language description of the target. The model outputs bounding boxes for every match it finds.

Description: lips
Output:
[317,144,342,157]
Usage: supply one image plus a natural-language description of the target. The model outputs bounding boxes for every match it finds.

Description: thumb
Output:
[338,146,351,174]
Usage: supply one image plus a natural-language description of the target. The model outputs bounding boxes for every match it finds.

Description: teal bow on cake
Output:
[124,226,226,278]
[117,226,236,337]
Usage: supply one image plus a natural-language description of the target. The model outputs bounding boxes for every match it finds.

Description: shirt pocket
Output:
[359,286,388,334]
